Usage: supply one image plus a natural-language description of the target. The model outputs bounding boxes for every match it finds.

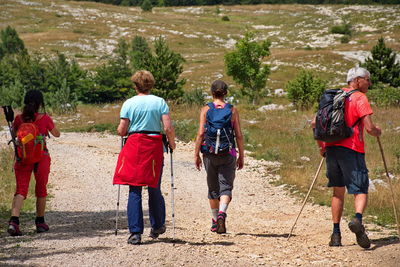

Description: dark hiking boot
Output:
[128,233,141,245]
[348,218,371,249]
[210,219,217,232]
[329,232,342,247]
[149,225,166,239]
[8,221,22,236]
[36,223,49,233]
[216,212,227,234]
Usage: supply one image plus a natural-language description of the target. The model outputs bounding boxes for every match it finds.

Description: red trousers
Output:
[14,154,51,198]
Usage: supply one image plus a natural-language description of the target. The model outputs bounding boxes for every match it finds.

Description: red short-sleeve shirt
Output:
[325,87,373,153]
[13,113,55,136]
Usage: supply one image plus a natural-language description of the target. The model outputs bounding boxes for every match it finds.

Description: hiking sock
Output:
[355,213,363,224]
[333,223,341,234]
[35,216,45,224]
[211,208,219,221]
[219,203,229,213]
[10,216,19,225]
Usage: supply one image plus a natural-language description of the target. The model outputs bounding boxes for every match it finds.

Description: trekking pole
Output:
[288,157,325,240]
[377,137,400,238]
[2,106,20,161]
[170,147,175,240]
[115,136,126,236]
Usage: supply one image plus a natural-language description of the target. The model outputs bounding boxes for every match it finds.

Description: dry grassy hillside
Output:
[1,1,399,90]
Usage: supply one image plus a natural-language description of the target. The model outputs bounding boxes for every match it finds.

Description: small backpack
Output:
[201,102,235,154]
[314,88,360,143]
[16,122,45,164]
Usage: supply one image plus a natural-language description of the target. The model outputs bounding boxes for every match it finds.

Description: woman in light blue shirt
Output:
[115,70,176,245]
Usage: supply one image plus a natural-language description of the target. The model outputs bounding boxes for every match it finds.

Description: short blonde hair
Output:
[131,70,155,93]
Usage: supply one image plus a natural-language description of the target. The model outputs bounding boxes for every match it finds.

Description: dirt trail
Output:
[1,133,399,266]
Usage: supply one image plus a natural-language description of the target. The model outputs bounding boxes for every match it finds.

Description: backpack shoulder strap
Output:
[224,103,233,109]
[347,89,359,96]
[207,102,214,109]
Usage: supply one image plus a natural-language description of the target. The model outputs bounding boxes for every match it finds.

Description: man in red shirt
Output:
[313,67,381,248]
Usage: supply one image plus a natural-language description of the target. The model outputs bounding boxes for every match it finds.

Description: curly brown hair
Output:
[131,70,155,93]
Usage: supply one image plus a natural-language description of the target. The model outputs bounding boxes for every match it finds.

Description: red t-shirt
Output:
[325,87,373,153]
[13,113,55,136]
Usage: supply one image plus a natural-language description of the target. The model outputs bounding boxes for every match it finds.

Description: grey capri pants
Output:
[203,153,236,199]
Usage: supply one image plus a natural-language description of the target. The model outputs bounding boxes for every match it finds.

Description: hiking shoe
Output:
[348,218,371,249]
[36,223,49,233]
[149,225,166,239]
[210,219,217,232]
[329,232,342,247]
[8,221,22,236]
[216,212,227,234]
[128,233,141,245]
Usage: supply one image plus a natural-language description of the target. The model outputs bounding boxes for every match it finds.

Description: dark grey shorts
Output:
[326,146,369,194]
[203,153,236,199]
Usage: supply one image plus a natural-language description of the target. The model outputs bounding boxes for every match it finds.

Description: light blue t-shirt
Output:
[120,95,169,133]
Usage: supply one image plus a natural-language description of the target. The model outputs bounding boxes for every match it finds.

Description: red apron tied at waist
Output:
[113,133,163,188]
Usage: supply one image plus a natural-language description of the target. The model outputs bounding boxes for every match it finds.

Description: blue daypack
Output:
[201,102,235,154]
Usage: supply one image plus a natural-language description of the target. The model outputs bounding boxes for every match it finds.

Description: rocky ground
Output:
[0,133,399,266]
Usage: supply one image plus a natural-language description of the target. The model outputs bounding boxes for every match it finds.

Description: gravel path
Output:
[1,133,399,266]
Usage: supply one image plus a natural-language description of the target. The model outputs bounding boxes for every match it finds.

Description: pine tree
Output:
[141,0,153,12]
[361,37,400,88]
[0,26,26,58]
[130,35,152,71]
[150,36,185,100]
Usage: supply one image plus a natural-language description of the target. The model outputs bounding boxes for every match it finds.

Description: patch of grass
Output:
[74,54,97,59]
[72,29,84,34]
[0,147,36,222]
[64,123,117,134]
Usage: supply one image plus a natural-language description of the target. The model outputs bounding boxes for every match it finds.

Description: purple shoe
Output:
[36,223,49,233]
[211,219,217,232]
[216,212,227,234]
[8,221,22,236]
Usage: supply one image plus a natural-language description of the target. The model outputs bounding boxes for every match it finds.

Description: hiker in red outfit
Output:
[194,80,244,234]
[312,67,381,248]
[8,90,60,236]
[114,70,176,245]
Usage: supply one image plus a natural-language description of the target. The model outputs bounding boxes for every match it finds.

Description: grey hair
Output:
[346,67,370,83]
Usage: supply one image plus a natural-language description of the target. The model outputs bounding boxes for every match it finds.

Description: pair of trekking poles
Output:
[114,136,176,240]
[288,137,400,240]
[2,106,20,161]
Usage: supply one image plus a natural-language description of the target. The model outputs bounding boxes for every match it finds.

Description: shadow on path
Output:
[236,232,292,238]
[370,235,399,250]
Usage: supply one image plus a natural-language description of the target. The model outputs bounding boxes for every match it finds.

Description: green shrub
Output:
[221,16,230,21]
[330,23,352,36]
[225,31,271,104]
[173,119,197,142]
[367,86,400,107]
[141,0,153,12]
[286,69,327,110]
[0,79,25,107]
[340,35,350,44]
[182,88,206,106]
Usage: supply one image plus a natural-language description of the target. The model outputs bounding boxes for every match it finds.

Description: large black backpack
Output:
[314,88,360,143]
[201,103,235,154]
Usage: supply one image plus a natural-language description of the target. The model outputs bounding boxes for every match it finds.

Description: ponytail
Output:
[22,90,44,122]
